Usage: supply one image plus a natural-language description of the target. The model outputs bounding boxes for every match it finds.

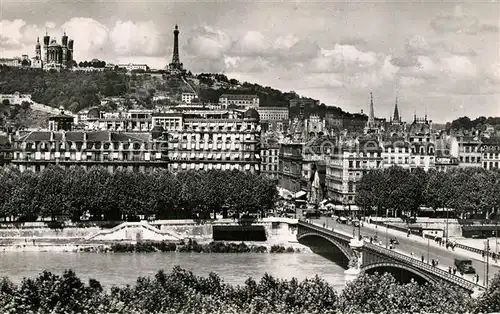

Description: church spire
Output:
[393,97,400,123]
[368,92,375,127]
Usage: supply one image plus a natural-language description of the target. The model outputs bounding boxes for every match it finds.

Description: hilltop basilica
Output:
[31,32,75,71]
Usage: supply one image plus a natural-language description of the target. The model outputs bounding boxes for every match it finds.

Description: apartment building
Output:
[381,137,411,169]
[449,135,482,168]
[165,109,261,173]
[10,130,168,173]
[261,139,280,180]
[326,139,382,205]
[481,137,500,170]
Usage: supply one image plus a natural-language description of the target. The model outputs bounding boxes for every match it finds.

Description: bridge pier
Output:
[344,238,364,280]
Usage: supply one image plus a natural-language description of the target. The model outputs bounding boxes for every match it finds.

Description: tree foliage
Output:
[0,66,129,112]
[357,166,500,219]
[339,272,474,314]
[2,268,498,314]
[0,166,278,222]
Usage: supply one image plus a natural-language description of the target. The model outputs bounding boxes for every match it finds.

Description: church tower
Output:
[43,32,50,64]
[167,25,184,73]
[35,37,41,59]
[61,31,68,67]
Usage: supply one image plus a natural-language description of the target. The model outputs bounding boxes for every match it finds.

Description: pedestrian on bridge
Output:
[421,255,425,263]
[453,267,457,275]
[475,274,480,283]
[448,266,452,274]
[370,237,373,244]
[436,258,439,266]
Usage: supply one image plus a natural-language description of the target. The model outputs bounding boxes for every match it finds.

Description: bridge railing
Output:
[364,243,482,291]
[298,219,352,242]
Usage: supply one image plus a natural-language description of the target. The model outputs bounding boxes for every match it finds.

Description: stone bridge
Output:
[297,220,483,294]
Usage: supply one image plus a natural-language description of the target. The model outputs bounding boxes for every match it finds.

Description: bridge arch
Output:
[362,262,437,285]
[297,231,352,261]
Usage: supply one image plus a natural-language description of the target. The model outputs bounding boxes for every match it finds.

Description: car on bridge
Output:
[454,258,476,274]
[389,237,399,245]
[304,210,321,219]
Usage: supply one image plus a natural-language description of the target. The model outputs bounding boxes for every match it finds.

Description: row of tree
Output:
[0,166,277,222]
[78,60,106,68]
[356,167,500,219]
[0,267,497,314]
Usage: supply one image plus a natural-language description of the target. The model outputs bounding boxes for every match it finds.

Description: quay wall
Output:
[0,218,299,242]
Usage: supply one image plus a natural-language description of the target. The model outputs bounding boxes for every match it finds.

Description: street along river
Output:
[0,251,348,290]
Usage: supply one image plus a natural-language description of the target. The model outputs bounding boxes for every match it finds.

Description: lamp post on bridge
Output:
[427,236,430,265]
[484,239,490,289]
[385,224,388,249]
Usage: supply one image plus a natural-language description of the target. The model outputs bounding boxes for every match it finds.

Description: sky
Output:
[0,0,499,123]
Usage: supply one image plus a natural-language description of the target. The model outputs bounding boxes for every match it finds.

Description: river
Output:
[0,252,348,290]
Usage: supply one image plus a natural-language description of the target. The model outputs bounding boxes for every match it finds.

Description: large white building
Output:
[156,109,261,173]
[219,94,259,109]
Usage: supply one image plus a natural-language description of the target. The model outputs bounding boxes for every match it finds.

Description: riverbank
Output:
[0,238,310,254]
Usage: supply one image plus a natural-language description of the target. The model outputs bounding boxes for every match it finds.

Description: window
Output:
[349,161,353,168]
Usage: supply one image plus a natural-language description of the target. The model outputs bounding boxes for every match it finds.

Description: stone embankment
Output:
[0,218,306,253]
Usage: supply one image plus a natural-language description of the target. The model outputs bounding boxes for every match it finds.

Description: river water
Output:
[0,252,347,290]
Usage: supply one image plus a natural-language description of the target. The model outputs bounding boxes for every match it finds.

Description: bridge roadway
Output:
[310,217,500,285]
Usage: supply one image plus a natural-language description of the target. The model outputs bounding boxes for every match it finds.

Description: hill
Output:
[0,66,353,123]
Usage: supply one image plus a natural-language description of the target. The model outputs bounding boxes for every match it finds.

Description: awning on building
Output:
[255,154,260,159]
[294,191,307,199]
[244,153,250,159]
[216,163,222,169]
[245,164,251,170]
[191,153,196,159]
[255,164,259,171]
[190,163,195,169]
[207,153,213,159]
[181,153,187,159]
[216,153,222,159]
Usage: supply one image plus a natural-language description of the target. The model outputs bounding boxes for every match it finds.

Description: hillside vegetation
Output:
[0,66,128,113]
[0,67,354,121]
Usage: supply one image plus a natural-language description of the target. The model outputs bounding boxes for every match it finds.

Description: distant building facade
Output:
[219,94,259,109]
[181,93,197,104]
[116,63,148,71]
[256,107,289,121]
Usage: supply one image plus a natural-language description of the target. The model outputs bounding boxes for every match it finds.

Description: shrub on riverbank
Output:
[0,267,497,314]
[105,240,295,254]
